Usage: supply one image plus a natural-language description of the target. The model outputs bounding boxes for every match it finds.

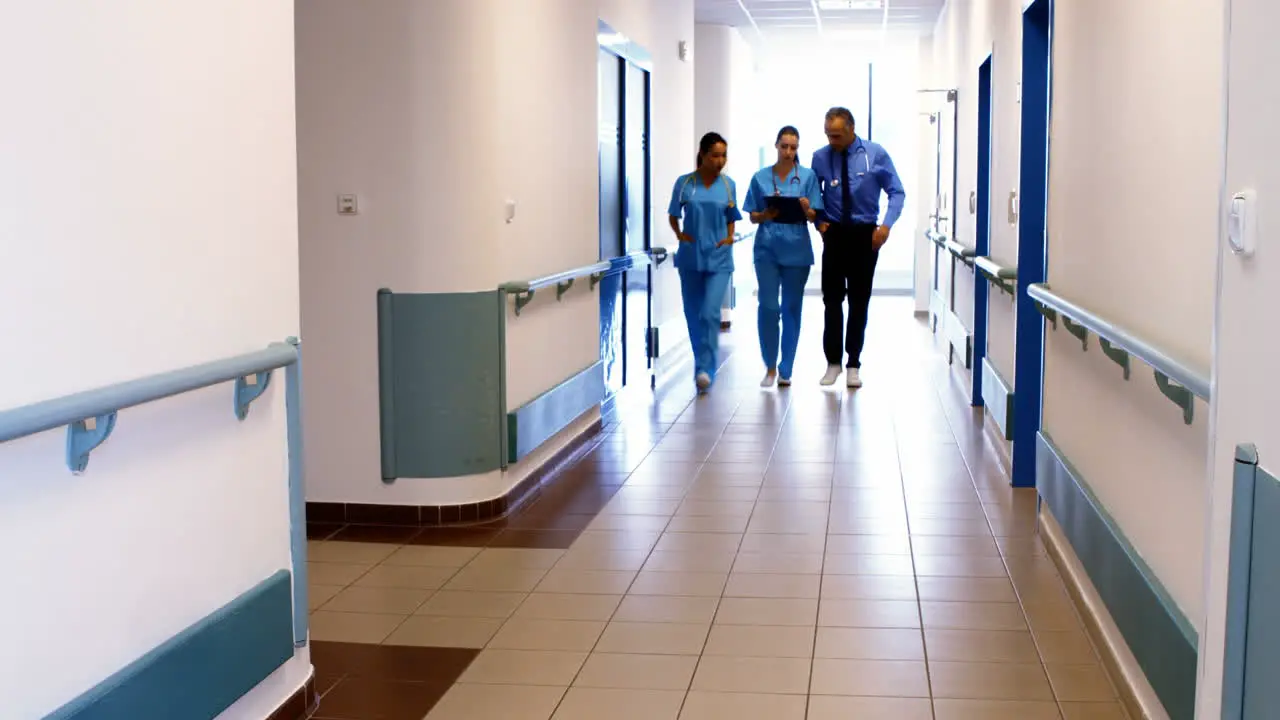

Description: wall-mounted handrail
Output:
[500,249,672,315]
[944,238,976,266]
[974,256,1017,295]
[0,339,309,647]
[927,230,948,248]
[1028,283,1210,424]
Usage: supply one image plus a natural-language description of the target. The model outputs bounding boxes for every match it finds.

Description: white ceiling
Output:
[694,0,946,39]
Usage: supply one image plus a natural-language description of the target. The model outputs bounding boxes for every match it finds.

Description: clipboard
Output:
[764,195,807,224]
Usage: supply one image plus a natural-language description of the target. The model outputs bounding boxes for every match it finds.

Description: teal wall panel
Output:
[377,289,504,479]
[46,570,294,720]
[1036,433,1197,720]
[508,361,604,464]
[981,358,1014,440]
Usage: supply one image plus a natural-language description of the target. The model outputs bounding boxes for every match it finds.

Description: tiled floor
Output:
[305,298,1129,719]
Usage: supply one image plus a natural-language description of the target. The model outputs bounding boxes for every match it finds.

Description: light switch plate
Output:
[337,194,359,216]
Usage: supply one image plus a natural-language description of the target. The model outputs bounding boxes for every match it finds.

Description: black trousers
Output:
[821,222,880,368]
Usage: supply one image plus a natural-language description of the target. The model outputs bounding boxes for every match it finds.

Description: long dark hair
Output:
[696,132,728,168]
[776,125,800,143]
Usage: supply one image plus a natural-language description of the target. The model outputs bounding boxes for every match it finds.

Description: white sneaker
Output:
[696,372,712,391]
[820,365,842,386]
[847,368,863,388]
[778,377,792,387]
[760,372,777,388]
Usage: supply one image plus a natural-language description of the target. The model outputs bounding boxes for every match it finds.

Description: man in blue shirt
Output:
[811,106,906,388]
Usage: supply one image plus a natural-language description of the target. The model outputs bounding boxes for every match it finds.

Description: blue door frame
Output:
[1011,0,1054,487]
[972,55,994,407]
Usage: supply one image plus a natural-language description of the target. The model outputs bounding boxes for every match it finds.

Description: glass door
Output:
[598,48,625,397]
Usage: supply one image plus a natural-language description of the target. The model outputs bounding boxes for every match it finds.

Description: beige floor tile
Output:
[678,691,807,719]
[601,498,682,516]
[515,593,623,621]
[643,550,738,574]
[732,552,825,574]
[928,661,1054,700]
[383,545,481,567]
[806,696,933,720]
[488,618,606,652]
[469,548,565,571]
[822,553,917,576]
[445,565,549,592]
[383,615,504,648]
[1034,629,1099,664]
[815,627,925,660]
[596,621,710,655]
[914,555,1010,578]
[308,561,371,587]
[824,534,912,556]
[353,564,458,590]
[555,548,650,571]
[1060,701,1129,719]
[308,584,343,609]
[552,687,685,720]
[416,590,527,618]
[536,568,637,595]
[925,629,1040,663]
[1045,663,1117,701]
[426,683,566,720]
[309,611,405,644]
[712,597,817,626]
[321,585,432,614]
[666,515,750,533]
[676,500,756,517]
[819,599,920,628]
[828,517,909,534]
[920,601,1028,631]
[738,533,827,553]
[654,532,745,554]
[917,576,1018,603]
[629,571,728,597]
[912,535,1001,557]
[615,595,720,624]
[309,541,398,565]
[571,530,663,552]
[703,624,815,658]
[931,699,1062,719]
[724,572,820,599]
[820,574,918,600]
[810,658,930,697]
[573,653,698,690]
[588,514,674,532]
[1023,601,1085,633]
[691,655,811,694]
[459,649,588,685]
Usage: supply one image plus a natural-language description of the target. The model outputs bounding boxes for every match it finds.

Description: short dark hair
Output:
[825,107,855,128]
[696,131,727,167]
[776,125,800,143]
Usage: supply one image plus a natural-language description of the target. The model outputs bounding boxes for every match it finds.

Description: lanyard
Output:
[771,165,801,196]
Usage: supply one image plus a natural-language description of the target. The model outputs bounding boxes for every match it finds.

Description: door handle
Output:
[1007,191,1019,225]
[969,190,977,215]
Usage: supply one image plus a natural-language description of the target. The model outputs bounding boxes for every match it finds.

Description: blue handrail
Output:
[0,339,309,647]
[1028,283,1209,423]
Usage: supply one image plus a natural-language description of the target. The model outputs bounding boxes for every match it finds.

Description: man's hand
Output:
[798,197,811,213]
[678,232,694,243]
[716,236,734,248]
[817,222,830,235]
[872,225,891,249]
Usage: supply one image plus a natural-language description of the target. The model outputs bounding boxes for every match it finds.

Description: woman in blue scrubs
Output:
[743,126,822,387]
[667,132,742,392]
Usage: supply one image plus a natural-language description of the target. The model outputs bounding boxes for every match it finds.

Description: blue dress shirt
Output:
[811,137,906,227]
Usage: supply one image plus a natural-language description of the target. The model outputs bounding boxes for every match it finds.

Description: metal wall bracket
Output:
[1062,317,1089,350]
[66,412,117,473]
[993,278,1015,297]
[1155,370,1195,425]
[1098,338,1131,380]
[590,272,604,290]
[1035,302,1058,329]
[234,371,273,420]
[556,279,574,300]
[513,290,535,316]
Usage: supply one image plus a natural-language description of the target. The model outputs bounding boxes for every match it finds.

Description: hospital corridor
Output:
[2,1,1278,719]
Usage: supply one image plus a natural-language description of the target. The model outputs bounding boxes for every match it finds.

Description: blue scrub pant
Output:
[755,259,811,379]
[678,267,733,384]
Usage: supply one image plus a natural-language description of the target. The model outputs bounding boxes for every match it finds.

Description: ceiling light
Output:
[817,0,883,9]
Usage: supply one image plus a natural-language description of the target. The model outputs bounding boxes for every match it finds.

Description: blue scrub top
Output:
[743,164,823,267]
[667,173,743,273]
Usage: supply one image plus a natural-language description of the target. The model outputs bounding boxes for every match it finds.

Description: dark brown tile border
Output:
[305,418,603,530]
[266,677,318,720]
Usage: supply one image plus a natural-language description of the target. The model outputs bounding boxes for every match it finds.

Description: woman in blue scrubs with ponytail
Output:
[667,132,742,393]
[743,126,822,387]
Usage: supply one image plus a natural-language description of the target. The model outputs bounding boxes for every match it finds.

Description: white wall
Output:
[1198,0,1280,713]
[0,2,304,717]
[298,0,696,505]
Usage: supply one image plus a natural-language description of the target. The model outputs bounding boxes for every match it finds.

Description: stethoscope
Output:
[772,165,802,196]
[679,172,734,208]
[830,147,871,188]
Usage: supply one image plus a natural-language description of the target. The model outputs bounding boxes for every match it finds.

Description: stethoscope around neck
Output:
[772,164,801,196]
